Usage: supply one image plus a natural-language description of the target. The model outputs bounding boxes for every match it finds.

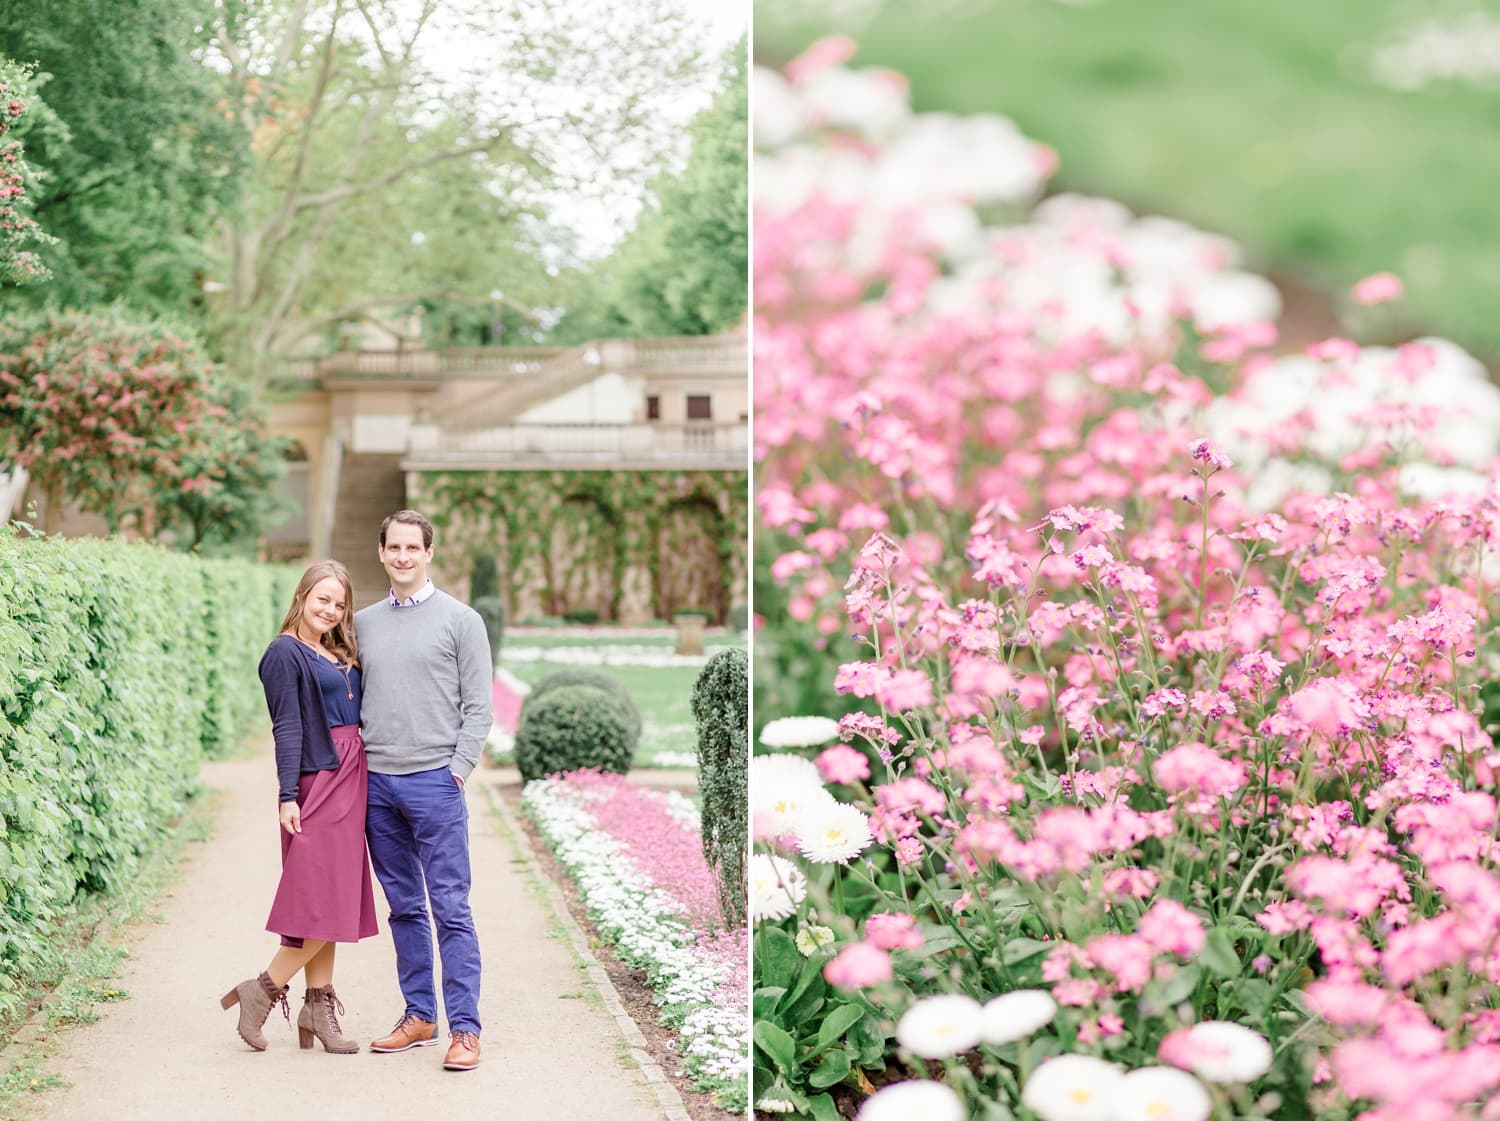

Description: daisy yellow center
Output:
[1068,1089,1093,1104]
[1146,1103,1170,1118]
[826,828,846,842]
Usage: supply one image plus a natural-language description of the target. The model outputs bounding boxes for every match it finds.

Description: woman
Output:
[221,560,378,1053]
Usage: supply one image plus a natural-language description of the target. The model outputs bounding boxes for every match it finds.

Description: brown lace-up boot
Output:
[298,985,360,1054]
[220,971,290,1051]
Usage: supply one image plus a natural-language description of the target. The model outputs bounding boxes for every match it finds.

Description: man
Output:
[355,509,493,1072]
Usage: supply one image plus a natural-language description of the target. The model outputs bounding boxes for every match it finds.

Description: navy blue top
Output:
[312,655,362,727]
[258,635,359,802]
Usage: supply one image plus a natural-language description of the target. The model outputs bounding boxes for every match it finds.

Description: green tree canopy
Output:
[555,40,747,341]
[0,0,246,318]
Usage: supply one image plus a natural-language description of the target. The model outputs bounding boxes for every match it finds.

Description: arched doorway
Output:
[656,496,725,623]
[547,495,620,620]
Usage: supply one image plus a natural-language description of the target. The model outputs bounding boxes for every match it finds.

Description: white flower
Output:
[980,989,1057,1045]
[1182,1021,1272,1083]
[1188,270,1283,332]
[896,994,985,1058]
[796,800,874,864]
[1020,1054,1124,1121]
[749,853,807,923]
[751,753,834,835]
[756,1094,798,1114]
[856,1080,966,1121]
[759,716,842,749]
[795,923,836,956]
[1114,1067,1212,1121]
[798,67,911,139]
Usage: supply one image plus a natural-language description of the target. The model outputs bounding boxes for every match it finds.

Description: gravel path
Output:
[22,737,674,1121]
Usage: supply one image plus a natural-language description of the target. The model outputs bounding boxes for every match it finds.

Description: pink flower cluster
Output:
[754,44,1500,1120]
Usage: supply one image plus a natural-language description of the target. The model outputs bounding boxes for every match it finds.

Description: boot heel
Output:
[221,989,240,1010]
[299,1027,315,1050]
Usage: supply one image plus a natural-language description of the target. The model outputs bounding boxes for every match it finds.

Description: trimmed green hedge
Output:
[0,532,294,1021]
[513,685,636,782]
[691,648,747,927]
[529,668,643,746]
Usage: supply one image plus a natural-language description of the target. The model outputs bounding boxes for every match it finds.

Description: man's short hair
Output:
[380,509,434,549]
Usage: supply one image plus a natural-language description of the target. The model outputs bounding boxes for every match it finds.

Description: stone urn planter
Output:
[673,612,707,655]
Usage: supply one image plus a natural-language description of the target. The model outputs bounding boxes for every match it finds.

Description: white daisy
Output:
[980,989,1057,1045]
[795,923,836,956]
[752,754,833,835]
[749,853,806,924]
[1183,1021,1272,1083]
[856,1080,966,1121]
[1114,1067,1212,1121]
[795,800,874,864]
[759,716,843,749]
[896,994,985,1059]
[1020,1054,1124,1121]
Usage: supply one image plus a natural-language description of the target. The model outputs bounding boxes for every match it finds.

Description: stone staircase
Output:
[329,453,406,607]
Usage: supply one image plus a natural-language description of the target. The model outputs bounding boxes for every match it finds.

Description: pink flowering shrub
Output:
[751,42,1500,1121]
[0,59,54,285]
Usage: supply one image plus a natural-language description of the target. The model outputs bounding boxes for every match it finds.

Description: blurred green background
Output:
[756,0,1500,365]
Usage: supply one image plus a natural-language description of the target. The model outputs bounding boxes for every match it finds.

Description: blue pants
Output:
[366,767,481,1034]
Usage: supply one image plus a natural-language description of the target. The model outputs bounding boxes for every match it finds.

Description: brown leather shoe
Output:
[370,1014,439,1053]
[443,1030,480,1071]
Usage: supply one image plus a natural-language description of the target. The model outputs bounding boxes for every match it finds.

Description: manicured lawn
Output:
[757,0,1500,362]
[496,629,746,767]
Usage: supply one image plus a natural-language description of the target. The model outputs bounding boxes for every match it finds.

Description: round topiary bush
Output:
[529,669,642,745]
[513,685,635,782]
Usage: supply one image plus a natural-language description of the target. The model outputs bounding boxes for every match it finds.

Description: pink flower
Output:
[823,942,893,989]
[1188,438,1233,471]
[875,668,933,712]
[816,744,871,785]
[1139,900,1206,957]
[784,35,857,85]
[1153,742,1246,800]
[1352,272,1403,305]
[865,911,924,951]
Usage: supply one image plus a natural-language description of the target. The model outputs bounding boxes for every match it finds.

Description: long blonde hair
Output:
[278,560,360,668]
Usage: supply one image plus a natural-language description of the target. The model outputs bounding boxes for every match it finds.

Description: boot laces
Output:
[320,990,346,1033]
[452,1029,478,1051]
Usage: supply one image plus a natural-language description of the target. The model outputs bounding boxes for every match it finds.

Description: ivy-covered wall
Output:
[414,469,747,624]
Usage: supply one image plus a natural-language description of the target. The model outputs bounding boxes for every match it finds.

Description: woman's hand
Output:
[280,800,302,835]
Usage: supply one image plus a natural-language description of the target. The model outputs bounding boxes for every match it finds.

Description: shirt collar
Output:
[388,579,436,608]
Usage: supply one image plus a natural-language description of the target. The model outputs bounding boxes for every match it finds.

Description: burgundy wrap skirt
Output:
[265,724,379,946]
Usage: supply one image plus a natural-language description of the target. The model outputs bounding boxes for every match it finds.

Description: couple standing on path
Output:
[220,509,494,1072]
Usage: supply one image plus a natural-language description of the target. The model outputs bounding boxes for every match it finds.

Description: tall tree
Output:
[554,41,748,340]
[207,0,713,378]
[0,0,246,318]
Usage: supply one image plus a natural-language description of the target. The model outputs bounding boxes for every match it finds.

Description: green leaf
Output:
[808,1048,852,1089]
[806,1092,843,1121]
[753,1020,798,1072]
[1002,937,1052,965]
[754,986,787,1021]
[815,1003,866,1049]
[1153,963,1203,1007]
[759,927,800,990]
[1201,928,1242,977]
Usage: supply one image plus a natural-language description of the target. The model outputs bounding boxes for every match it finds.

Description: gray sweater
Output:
[354,589,493,781]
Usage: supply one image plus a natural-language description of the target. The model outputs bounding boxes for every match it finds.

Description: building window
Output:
[686,394,712,420]
[646,395,661,421]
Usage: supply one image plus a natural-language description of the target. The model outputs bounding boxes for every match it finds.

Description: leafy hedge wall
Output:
[0,533,295,1020]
